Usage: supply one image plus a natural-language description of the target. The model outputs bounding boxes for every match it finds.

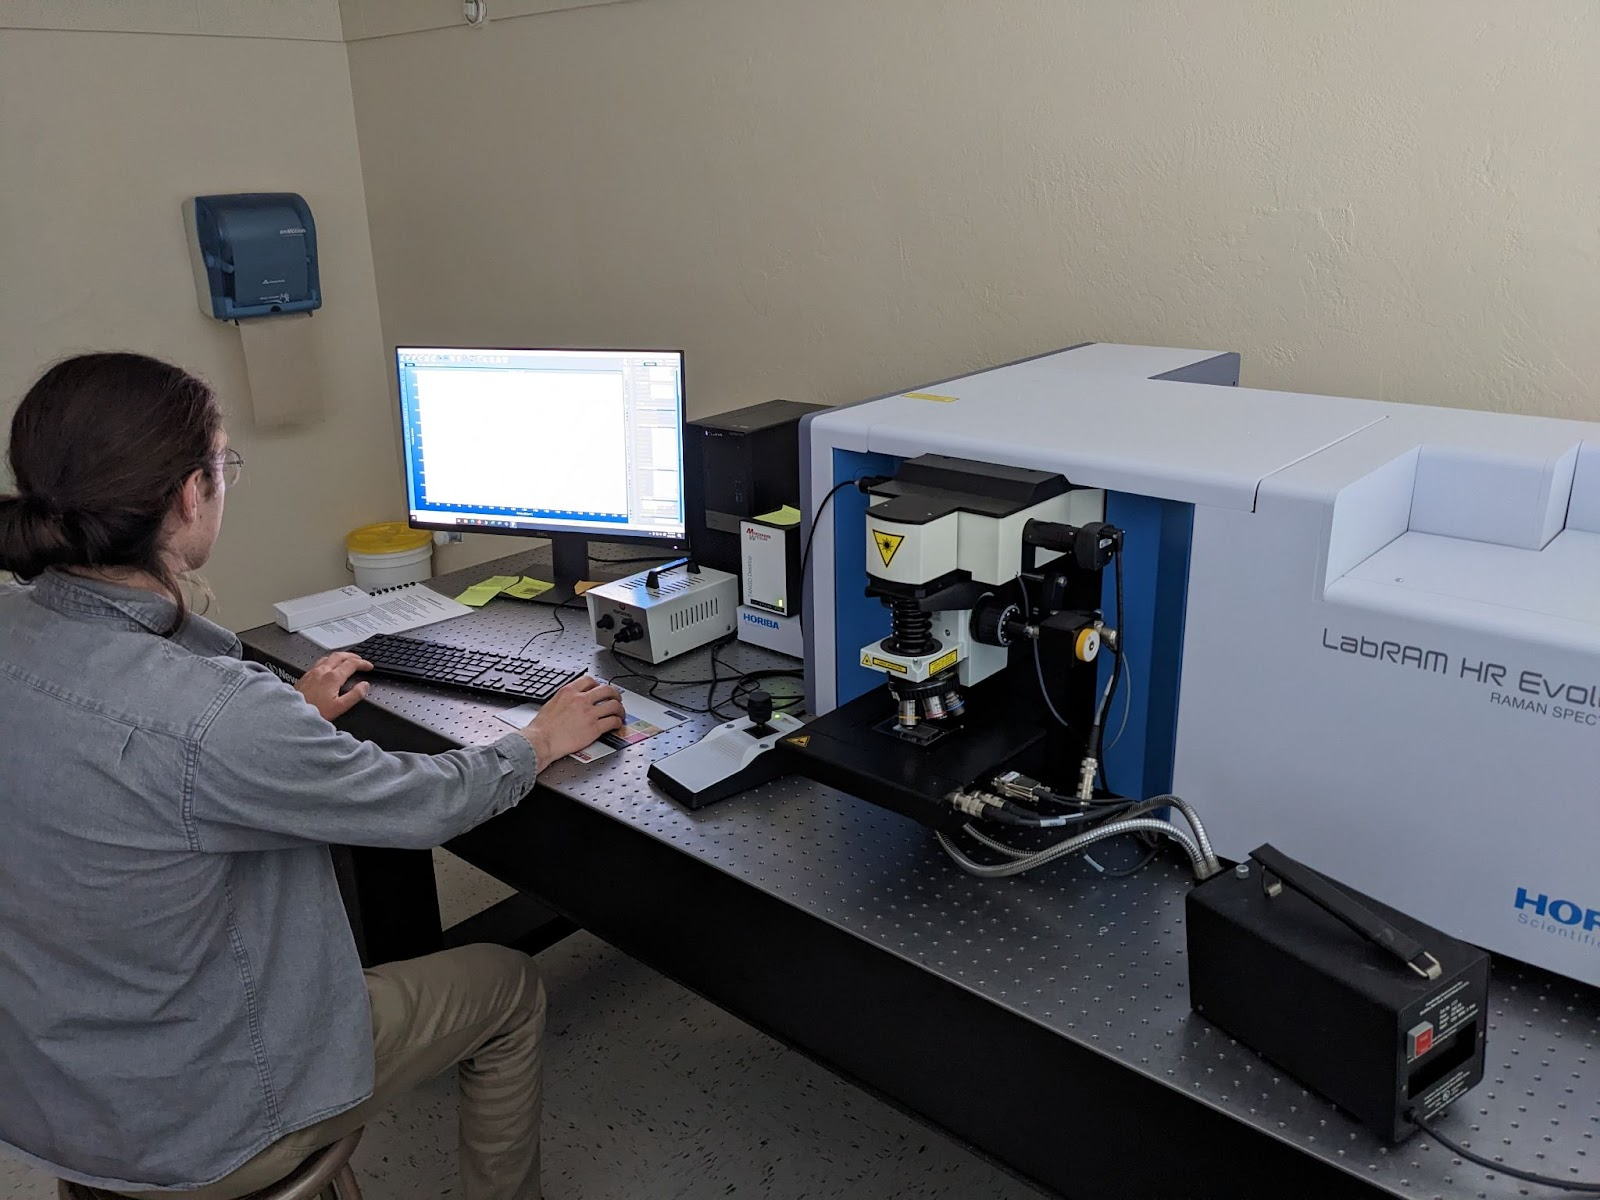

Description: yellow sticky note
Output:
[573,580,602,596]
[905,391,958,403]
[454,575,520,607]
[504,576,554,600]
[754,504,802,527]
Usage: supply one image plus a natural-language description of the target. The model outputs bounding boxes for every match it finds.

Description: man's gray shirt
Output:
[0,571,540,1190]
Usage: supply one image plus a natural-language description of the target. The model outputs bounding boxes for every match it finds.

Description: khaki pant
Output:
[125,943,545,1200]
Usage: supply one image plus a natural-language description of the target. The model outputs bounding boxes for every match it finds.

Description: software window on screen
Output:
[395,347,686,540]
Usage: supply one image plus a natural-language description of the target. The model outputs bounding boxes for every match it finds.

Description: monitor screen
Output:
[395,347,686,543]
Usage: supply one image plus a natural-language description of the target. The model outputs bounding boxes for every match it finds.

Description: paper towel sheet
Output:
[238,313,322,427]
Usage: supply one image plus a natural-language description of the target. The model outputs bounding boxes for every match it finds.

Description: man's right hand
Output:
[522,677,625,767]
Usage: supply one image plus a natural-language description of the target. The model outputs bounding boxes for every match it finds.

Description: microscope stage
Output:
[783,683,1048,830]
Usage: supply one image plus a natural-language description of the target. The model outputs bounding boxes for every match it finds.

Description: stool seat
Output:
[58,1128,364,1200]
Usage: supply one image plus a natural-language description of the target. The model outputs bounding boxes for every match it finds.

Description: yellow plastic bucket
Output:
[345,522,433,590]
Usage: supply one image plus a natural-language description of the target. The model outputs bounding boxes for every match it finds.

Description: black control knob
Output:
[1075,521,1119,571]
[645,569,661,590]
[596,614,616,631]
[746,689,773,727]
[972,598,1021,647]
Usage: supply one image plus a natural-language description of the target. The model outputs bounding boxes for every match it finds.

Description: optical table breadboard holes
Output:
[242,548,1600,1200]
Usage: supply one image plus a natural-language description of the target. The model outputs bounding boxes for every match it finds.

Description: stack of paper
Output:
[300,584,472,650]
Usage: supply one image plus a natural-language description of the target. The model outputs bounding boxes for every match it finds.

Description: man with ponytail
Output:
[0,353,619,1199]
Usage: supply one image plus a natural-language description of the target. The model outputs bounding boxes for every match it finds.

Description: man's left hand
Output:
[294,652,373,721]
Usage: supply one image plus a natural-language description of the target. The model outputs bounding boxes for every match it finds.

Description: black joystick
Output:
[746,688,774,731]
[645,569,661,590]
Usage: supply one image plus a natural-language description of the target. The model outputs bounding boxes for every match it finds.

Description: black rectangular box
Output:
[686,399,824,575]
[1186,849,1489,1143]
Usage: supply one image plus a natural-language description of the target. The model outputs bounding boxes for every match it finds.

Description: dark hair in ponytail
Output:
[1,352,222,635]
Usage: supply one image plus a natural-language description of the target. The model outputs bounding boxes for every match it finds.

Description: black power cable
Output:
[1014,574,1074,733]
[599,652,726,716]
[797,475,892,598]
[708,638,803,721]
[797,479,856,595]
[598,637,804,720]
[517,596,587,656]
[1091,547,1126,795]
[1411,1113,1600,1194]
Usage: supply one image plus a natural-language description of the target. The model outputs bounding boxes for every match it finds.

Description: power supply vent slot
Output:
[671,598,720,632]
[640,578,693,599]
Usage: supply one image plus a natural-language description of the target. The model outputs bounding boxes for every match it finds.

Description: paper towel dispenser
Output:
[184,193,321,320]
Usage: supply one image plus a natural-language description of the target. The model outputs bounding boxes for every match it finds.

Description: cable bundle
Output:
[938,791,1222,882]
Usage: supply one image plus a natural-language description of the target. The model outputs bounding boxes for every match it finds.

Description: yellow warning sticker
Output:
[786,735,811,748]
[873,529,906,568]
[867,656,910,675]
[929,649,959,676]
[905,391,958,403]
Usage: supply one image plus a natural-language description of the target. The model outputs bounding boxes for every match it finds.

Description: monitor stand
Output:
[525,534,594,607]
[527,533,683,606]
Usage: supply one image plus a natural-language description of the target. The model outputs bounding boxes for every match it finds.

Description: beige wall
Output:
[338,0,632,41]
[347,0,1600,425]
[7,0,1597,627]
[0,9,412,631]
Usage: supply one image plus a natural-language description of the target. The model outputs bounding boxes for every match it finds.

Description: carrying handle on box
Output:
[1251,843,1441,981]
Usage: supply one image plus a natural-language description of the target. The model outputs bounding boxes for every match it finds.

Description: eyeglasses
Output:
[216,448,245,488]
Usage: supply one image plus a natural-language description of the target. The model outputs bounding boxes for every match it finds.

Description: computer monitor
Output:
[395,346,687,603]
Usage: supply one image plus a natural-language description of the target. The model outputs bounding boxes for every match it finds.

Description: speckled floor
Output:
[1,852,1045,1200]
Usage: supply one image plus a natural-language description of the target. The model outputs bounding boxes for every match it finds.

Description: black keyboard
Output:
[349,633,582,704]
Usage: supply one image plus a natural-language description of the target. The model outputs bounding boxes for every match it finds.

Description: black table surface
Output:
[239,546,1600,1200]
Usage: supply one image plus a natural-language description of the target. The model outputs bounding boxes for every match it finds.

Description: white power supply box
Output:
[586,564,738,663]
